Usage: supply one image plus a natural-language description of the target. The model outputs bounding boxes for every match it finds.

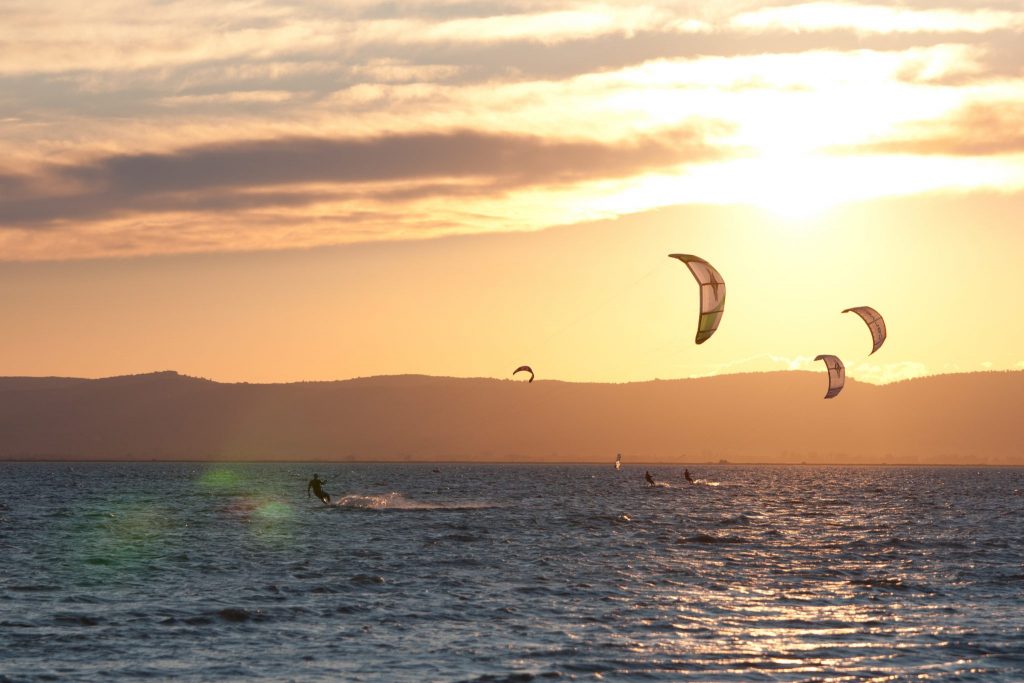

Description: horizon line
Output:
[1,367,1021,387]
[1,458,1020,468]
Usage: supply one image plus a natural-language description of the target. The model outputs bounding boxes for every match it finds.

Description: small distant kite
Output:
[843,306,886,355]
[814,354,845,399]
[513,366,534,383]
[668,254,725,344]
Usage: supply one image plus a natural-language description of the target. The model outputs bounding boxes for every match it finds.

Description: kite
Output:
[513,366,534,383]
[843,306,886,355]
[814,354,845,399]
[668,254,726,344]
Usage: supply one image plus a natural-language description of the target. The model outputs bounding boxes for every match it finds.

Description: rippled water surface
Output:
[2,463,1023,681]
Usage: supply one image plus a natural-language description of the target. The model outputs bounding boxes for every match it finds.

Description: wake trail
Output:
[332,492,495,511]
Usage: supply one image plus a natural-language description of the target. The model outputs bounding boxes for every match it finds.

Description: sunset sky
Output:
[1,0,1022,384]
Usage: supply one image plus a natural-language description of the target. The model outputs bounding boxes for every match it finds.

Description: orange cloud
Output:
[852,102,1024,156]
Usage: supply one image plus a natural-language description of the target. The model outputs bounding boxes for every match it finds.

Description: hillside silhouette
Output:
[0,370,1021,464]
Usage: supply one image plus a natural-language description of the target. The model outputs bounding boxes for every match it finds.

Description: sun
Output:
[743,153,849,221]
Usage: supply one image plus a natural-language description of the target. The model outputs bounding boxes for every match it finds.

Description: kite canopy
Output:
[843,306,886,355]
[513,365,534,383]
[668,254,725,344]
[814,354,845,399]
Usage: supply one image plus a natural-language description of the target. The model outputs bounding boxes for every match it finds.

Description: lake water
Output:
[1,463,1023,681]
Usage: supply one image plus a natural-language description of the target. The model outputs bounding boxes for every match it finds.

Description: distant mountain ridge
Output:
[0,370,1021,464]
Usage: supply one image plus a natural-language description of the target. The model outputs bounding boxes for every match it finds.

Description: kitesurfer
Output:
[307,473,330,504]
[645,470,656,487]
[685,469,694,484]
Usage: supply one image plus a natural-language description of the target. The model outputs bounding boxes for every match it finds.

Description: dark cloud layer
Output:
[0,126,729,227]
[0,173,29,195]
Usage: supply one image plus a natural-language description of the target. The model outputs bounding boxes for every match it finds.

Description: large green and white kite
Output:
[669,254,726,345]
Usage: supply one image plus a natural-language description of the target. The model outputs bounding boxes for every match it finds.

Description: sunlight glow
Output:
[3,0,1024,388]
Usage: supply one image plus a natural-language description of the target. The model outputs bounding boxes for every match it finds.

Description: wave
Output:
[718,513,756,526]
[677,532,746,544]
[332,492,493,511]
[848,577,907,589]
[646,479,728,489]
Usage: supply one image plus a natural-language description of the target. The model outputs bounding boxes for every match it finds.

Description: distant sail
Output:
[843,306,886,355]
[615,453,622,471]
[668,254,725,344]
[814,354,845,399]
[513,365,534,383]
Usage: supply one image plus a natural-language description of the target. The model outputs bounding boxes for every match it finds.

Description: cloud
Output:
[0,172,30,195]
[731,3,1024,34]
[2,0,1023,261]
[0,125,730,228]
[895,29,1024,85]
[692,356,933,386]
[682,353,820,377]
[4,3,1017,121]
[849,361,930,384]
[0,3,700,77]
[852,103,1024,156]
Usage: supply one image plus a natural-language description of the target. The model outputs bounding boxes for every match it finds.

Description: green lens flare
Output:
[69,498,173,578]
[197,467,243,492]
[254,500,293,522]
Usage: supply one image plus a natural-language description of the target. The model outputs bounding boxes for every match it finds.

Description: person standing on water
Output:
[645,470,656,487]
[685,469,694,484]
[307,473,330,504]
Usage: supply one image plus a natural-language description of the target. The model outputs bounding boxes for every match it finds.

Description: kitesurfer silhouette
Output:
[307,473,330,504]
[645,470,656,487]
[685,469,694,484]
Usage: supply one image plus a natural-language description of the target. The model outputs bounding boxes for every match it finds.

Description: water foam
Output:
[333,492,493,511]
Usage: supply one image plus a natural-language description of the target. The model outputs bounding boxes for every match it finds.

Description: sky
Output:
[1,0,1023,384]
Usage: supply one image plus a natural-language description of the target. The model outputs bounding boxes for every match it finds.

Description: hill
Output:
[0,370,1021,464]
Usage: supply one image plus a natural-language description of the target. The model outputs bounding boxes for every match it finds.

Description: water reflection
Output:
[1,463,1021,681]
